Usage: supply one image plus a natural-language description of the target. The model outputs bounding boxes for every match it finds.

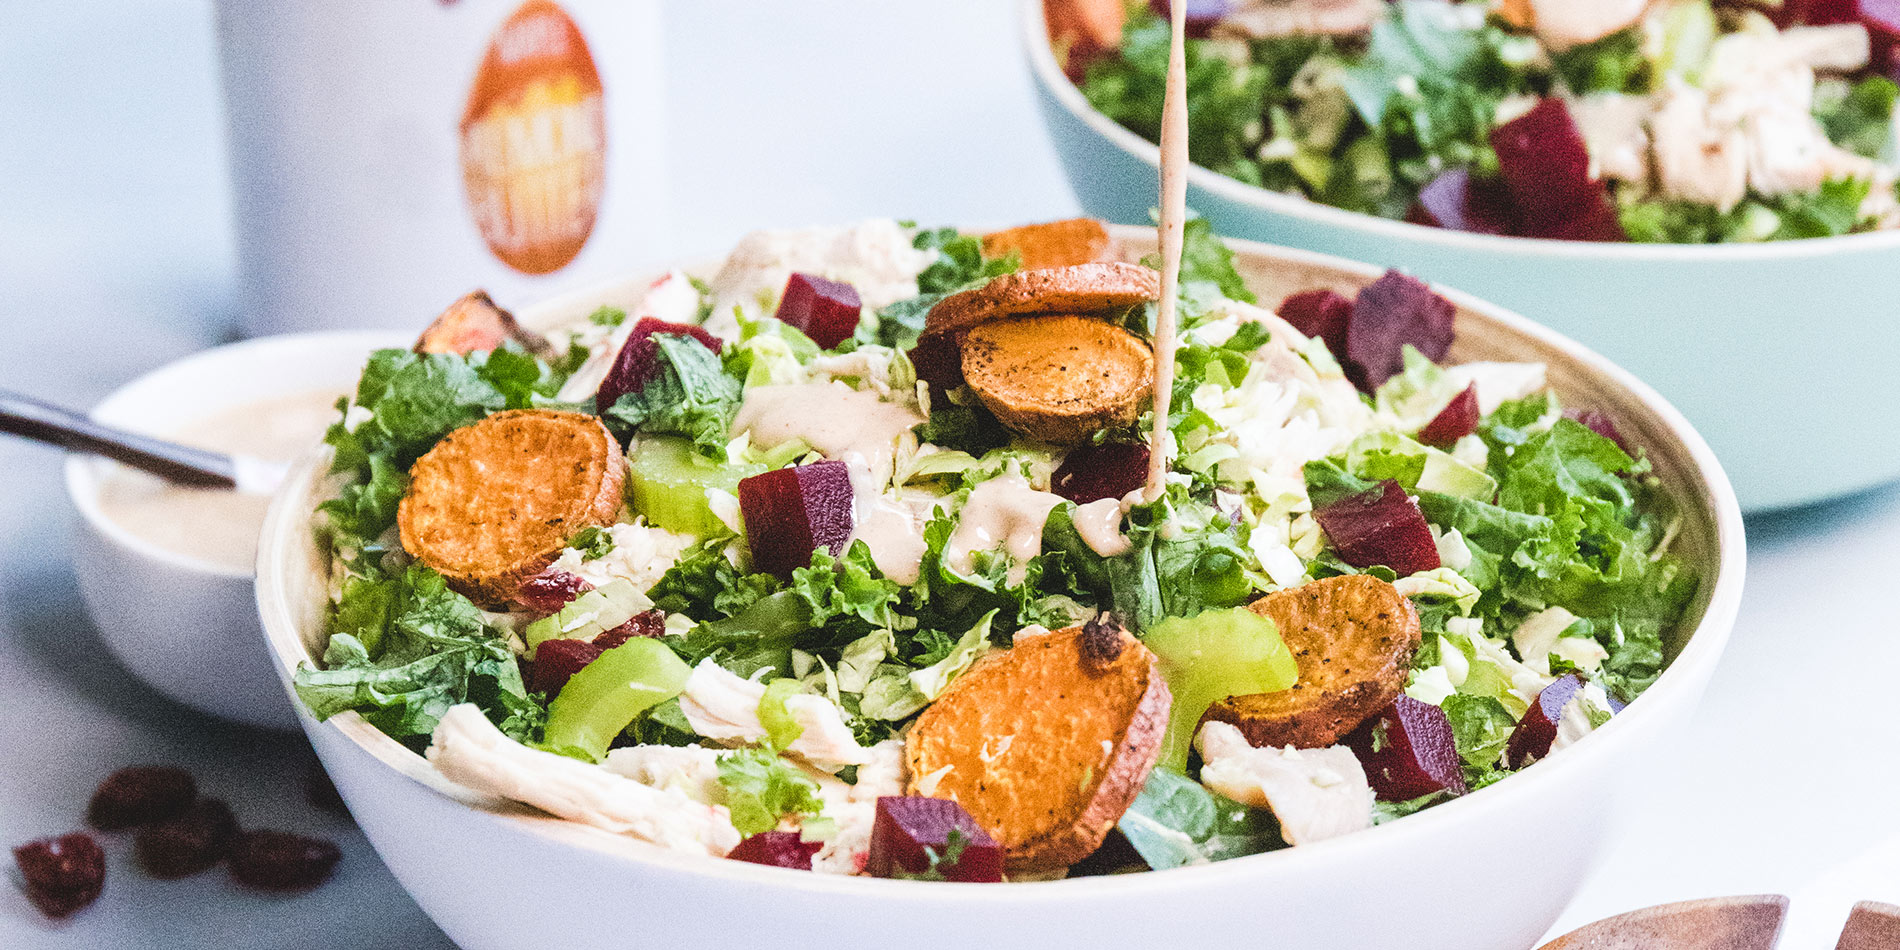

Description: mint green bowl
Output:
[1022,0,1900,512]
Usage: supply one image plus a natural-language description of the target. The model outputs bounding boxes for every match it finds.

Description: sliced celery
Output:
[627,436,760,536]
[542,639,692,761]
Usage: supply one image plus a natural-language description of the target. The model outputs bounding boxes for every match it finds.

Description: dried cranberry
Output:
[594,609,667,650]
[87,765,196,830]
[13,833,105,919]
[527,638,605,697]
[516,570,593,614]
[227,831,342,892]
[135,798,237,879]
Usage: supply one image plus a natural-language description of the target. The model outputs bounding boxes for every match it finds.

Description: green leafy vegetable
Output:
[603,333,742,458]
[569,526,615,561]
[716,746,825,836]
[1117,769,1282,870]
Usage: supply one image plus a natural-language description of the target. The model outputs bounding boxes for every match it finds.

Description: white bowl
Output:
[257,233,1745,950]
[1023,0,1900,513]
[67,330,405,731]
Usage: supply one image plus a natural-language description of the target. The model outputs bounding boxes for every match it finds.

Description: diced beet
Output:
[1052,441,1150,504]
[1278,288,1353,360]
[1764,0,1859,25]
[595,317,725,414]
[528,638,604,697]
[1345,696,1468,801]
[13,833,105,919]
[1416,384,1479,449]
[1344,271,1456,392]
[1860,1,1900,75]
[1489,99,1626,242]
[726,831,822,871]
[1313,479,1441,578]
[1148,0,1232,36]
[738,461,856,579]
[88,766,196,830]
[774,273,862,350]
[907,332,966,396]
[594,609,668,650]
[867,797,1004,882]
[1563,408,1632,454]
[1507,674,1588,768]
[516,570,593,614]
[1407,168,1517,236]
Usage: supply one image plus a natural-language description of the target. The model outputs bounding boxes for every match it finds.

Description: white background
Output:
[2,2,1897,947]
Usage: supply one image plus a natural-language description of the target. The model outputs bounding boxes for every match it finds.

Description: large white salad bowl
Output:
[257,229,1744,950]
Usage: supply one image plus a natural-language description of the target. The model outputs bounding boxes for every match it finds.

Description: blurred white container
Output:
[215,0,668,335]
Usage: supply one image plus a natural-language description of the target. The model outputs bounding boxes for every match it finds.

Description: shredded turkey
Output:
[1520,0,1648,52]
[602,743,727,804]
[809,739,908,875]
[427,704,741,855]
[1195,721,1372,846]
[1212,0,1383,39]
[677,660,874,769]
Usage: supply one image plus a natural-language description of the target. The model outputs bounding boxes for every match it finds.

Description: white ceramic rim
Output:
[257,233,1746,898]
[1021,0,1900,262]
[64,330,407,580]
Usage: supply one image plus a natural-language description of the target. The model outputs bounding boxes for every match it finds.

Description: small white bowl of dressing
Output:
[65,330,405,730]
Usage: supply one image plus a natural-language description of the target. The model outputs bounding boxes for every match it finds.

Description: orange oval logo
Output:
[459,0,606,275]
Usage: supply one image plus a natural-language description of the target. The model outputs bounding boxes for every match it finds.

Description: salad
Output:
[1060,0,1900,242]
[294,216,1698,880]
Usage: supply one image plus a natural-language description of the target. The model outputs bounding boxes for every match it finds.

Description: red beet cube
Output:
[1344,271,1456,392]
[738,460,856,579]
[1345,696,1468,801]
[907,331,966,396]
[1507,674,1591,768]
[1148,0,1232,36]
[594,609,668,650]
[1860,1,1900,74]
[1313,479,1441,578]
[1490,99,1626,242]
[528,638,604,697]
[1278,288,1353,361]
[1563,408,1632,454]
[727,831,822,871]
[775,273,862,350]
[13,833,105,919]
[1408,168,1517,236]
[867,797,1004,882]
[1416,384,1480,449]
[1052,441,1150,504]
[595,317,725,414]
[516,570,593,614]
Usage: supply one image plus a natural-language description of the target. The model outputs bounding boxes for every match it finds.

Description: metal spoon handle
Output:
[0,390,237,489]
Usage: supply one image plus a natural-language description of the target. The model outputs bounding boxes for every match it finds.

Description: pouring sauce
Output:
[94,389,342,573]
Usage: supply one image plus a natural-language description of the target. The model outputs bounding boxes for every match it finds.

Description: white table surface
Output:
[3,2,1896,947]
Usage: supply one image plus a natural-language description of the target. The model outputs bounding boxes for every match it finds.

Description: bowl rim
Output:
[256,230,1746,897]
[65,329,411,581]
[1020,0,1900,263]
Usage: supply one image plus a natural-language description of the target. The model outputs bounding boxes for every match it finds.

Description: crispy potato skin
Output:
[906,624,1170,873]
[413,290,554,359]
[981,218,1122,271]
[961,315,1154,445]
[397,409,625,607]
[1201,574,1422,749]
[924,262,1159,338]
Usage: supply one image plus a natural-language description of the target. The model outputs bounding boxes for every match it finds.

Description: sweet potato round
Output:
[980,218,1122,271]
[905,623,1170,873]
[1201,574,1422,750]
[398,409,625,607]
[960,314,1154,445]
[923,261,1159,338]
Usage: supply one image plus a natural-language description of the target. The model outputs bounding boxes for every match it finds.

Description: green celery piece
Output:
[627,436,761,536]
[523,579,651,656]
[1143,607,1300,771]
[543,639,692,761]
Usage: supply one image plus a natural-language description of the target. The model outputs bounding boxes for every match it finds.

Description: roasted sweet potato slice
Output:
[413,290,554,359]
[923,262,1158,339]
[961,315,1154,445]
[905,621,1170,873]
[981,218,1121,271]
[1200,574,1421,750]
[398,409,625,607]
